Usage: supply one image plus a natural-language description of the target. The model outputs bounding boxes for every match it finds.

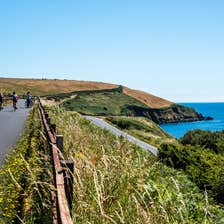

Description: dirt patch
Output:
[41,94,77,106]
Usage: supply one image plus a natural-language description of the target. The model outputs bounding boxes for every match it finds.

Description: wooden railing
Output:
[37,99,73,224]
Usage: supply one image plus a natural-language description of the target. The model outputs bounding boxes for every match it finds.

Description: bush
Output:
[181,129,224,154]
[159,142,224,204]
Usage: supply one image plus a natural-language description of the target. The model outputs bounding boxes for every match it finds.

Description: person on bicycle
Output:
[0,93,3,110]
[26,91,31,108]
[12,92,18,111]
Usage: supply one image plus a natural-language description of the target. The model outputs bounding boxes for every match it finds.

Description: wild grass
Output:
[48,106,224,224]
[0,106,53,223]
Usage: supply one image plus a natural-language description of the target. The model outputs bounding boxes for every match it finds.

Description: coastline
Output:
[160,102,224,138]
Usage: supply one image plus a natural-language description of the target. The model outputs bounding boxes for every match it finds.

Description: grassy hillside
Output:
[0,77,117,96]
[46,106,224,223]
[105,116,175,147]
[58,87,207,124]
[1,78,206,123]
[61,87,149,116]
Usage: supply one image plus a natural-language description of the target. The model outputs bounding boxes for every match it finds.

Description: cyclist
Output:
[12,92,18,111]
[0,93,3,110]
[26,91,31,108]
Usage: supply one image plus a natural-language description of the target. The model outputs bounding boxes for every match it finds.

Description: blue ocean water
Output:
[160,103,224,139]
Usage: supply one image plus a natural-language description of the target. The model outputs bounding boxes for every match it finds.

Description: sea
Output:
[160,103,224,139]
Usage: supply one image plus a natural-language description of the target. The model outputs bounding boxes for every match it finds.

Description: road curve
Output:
[0,100,30,166]
[85,116,158,156]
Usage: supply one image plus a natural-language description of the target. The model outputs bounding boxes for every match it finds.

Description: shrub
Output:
[181,129,224,154]
[159,142,224,204]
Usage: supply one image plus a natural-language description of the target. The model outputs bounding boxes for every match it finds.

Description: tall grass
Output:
[48,106,224,224]
[0,107,53,223]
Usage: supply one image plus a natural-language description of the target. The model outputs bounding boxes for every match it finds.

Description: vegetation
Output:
[47,106,224,223]
[106,116,174,147]
[159,129,224,205]
[0,107,53,223]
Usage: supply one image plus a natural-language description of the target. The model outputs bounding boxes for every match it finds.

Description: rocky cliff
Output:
[123,104,213,124]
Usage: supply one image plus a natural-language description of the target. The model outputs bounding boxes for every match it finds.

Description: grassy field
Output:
[105,116,175,147]
[47,106,224,224]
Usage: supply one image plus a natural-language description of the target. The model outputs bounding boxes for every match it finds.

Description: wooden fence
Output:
[37,99,73,224]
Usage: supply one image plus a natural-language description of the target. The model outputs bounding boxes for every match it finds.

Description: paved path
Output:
[0,100,30,166]
[85,116,158,156]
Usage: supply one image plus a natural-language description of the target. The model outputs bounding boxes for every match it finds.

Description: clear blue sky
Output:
[1,0,224,102]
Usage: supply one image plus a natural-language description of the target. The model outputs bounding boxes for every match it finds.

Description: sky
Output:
[1,0,224,102]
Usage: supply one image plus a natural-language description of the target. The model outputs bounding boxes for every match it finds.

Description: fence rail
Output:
[37,99,73,224]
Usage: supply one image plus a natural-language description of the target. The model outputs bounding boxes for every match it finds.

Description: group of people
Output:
[0,92,32,111]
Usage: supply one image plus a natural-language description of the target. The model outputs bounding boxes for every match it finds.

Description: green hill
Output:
[0,77,211,124]
[55,86,209,124]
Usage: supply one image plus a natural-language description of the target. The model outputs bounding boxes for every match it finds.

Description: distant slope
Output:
[123,87,173,108]
[0,78,172,109]
[0,78,118,96]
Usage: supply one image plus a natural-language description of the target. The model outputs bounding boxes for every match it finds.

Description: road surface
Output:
[85,116,158,156]
[0,100,30,166]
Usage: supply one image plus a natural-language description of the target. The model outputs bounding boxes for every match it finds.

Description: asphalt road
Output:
[85,116,158,156]
[0,100,30,166]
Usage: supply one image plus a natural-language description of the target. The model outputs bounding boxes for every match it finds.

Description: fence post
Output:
[51,124,57,134]
[56,135,63,153]
[47,117,51,125]
[61,160,74,211]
